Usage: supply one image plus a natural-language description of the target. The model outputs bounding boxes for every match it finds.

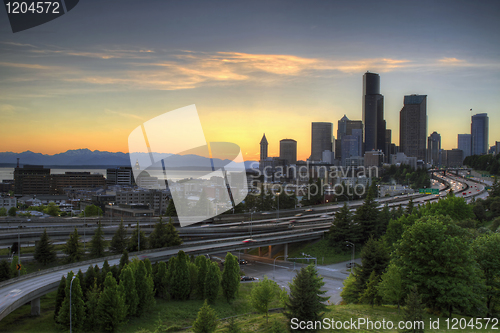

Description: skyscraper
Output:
[336,115,363,160]
[310,122,333,161]
[335,115,349,159]
[260,134,268,161]
[471,113,489,155]
[458,134,471,160]
[427,131,441,166]
[362,72,385,153]
[279,139,297,165]
[400,95,427,161]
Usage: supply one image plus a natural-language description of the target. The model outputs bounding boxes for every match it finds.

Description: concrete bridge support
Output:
[31,297,40,316]
[268,245,272,258]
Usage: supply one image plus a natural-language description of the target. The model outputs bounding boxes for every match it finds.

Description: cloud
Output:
[0,61,52,69]
[438,57,465,64]
[0,41,37,48]
[104,109,143,120]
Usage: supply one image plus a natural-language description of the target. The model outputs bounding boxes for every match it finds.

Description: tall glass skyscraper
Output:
[471,113,489,155]
[458,134,472,160]
[310,122,333,161]
[362,72,385,154]
[427,131,441,166]
[400,95,427,161]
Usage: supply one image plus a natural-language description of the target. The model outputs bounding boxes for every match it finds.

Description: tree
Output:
[395,215,483,316]
[64,227,83,263]
[400,285,425,333]
[82,204,103,217]
[149,217,168,249]
[188,261,199,296]
[195,255,209,299]
[377,262,405,312]
[192,300,218,333]
[353,236,389,297]
[54,275,67,322]
[84,280,101,332]
[0,259,12,282]
[226,317,241,333]
[8,207,17,217]
[154,261,169,299]
[44,202,61,216]
[340,273,360,304]
[34,228,57,265]
[205,261,221,304]
[109,219,128,254]
[329,202,355,248]
[84,265,96,295]
[0,207,7,216]
[96,272,127,332]
[119,265,139,316]
[165,219,182,246]
[90,222,106,258]
[221,252,240,303]
[353,186,379,244]
[358,271,382,307]
[135,260,155,315]
[119,250,129,269]
[57,274,86,331]
[284,265,329,332]
[250,276,280,322]
[169,251,191,300]
[166,199,177,217]
[127,222,148,252]
[472,233,500,316]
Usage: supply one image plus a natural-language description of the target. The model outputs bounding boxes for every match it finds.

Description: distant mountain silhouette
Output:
[0,149,258,169]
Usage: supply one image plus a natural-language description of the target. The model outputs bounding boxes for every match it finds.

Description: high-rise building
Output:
[457,134,472,160]
[362,72,385,153]
[106,167,134,186]
[260,134,268,161]
[279,139,297,165]
[336,115,363,160]
[471,113,489,155]
[496,141,500,156]
[400,95,427,161]
[310,122,333,161]
[14,165,51,195]
[427,132,441,166]
[385,129,392,163]
[335,115,349,159]
[442,149,464,167]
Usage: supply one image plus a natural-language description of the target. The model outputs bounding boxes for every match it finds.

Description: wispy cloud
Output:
[0,61,52,69]
[104,109,143,120]
[0,41,38,48]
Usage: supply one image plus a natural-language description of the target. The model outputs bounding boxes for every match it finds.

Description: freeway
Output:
[0,228,323,321]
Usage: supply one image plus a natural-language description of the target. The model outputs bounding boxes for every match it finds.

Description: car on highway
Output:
[305,209,313,212]
[295,213,303,217]
[346,262,358,268]
[462,192,466,195]
[242,238,255,243]
[320,214,329,218]
[239,259,248,265]
[241,276,258,281]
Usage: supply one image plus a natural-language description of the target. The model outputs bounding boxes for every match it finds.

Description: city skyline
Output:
[0,1,499,161]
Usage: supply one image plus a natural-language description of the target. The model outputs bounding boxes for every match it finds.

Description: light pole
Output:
[70,275,76,333]
[346,241,354,269]
[83,209,86,252]
[17,220,22,277]
[273,255,285,280]
[109,202,113,227]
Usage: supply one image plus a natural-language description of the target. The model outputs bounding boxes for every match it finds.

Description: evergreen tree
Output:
[166,199,177,217]
[96,272,127,332]
[94,264,102,288]
[135,260,156,315]
[144,257,153,277]
[329,202,355,249]
[0,259,12,282]
[354,236,389,295]
[127,222,148,252]
[84,280,101,332]
[400,285,425,333]
[84,265,96,295]
[77,269,86,296]
[109,219,128,254]
[226,317,241,333]
[34,228,56,265]
[188,261,199,296]
[54,275,67,322]
[119,265,139,316]
[154,261,169,299]
[406,198,414,216]
[250,276,280,322]
[64,227,83,263]
[205,261,221,304]
[90,221,106,258]
[149,217,168,248]
[376,204,391,238]
[353,186,379,244]
[192,300,218,333]
[170,250,191,300]
[119,250,129,269]
[284,265,329,332]
[358,271,382,307]
[340,273,361,304]
[57,274,86,331]
[110,265,120,282]
[165,219,183,246]
[221,252,240,303]
[195,255,208,299]
[102,260,111,278]
[377,262,405,312]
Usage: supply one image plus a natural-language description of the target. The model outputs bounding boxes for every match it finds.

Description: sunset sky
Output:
[0,0,499,161]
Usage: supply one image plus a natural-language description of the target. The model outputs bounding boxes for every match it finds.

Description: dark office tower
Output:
[427,131,441,166]
[471,113,489,155]
[336,115,349,159]
[260,134,268,161]
[310,122,333,161]
[14,165,51,195]
[458,134,472,159]
[279,139,297,165]
[362,72,385,153]
[385,129,392,162]
[400,95,427,161]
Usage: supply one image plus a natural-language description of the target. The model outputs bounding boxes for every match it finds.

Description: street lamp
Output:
[70,275,76,333]
[346,241,355,269]
[108,202,114,227]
